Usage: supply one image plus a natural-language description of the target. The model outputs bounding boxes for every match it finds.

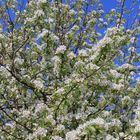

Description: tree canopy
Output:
[0,0,140,139]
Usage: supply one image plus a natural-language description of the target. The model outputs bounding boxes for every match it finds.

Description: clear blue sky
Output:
[101,0,118,12]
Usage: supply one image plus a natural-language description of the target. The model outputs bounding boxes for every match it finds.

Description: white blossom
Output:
[14,58,24,65]
[37,29,49,39]
[119,132,125,138]
[35,102,47,113]
[111,83,123,90]
[52,56,61,76]
[99,18,104,22]
[33,79,44,89]
[52,136,63,140]
[34,10,45,17]
[37,0,46,4]
[86,63,99,70]
[121,96,131,103]
[118,63,134,70]
[51,34,60,43]
[65,130,80,140]
[110,69,121,78]
[130,37,135,44]
[79,49,88,57]
[22,110,30,118]
[67,52,76,59]
[128,46,136,52]
[56,87,64,94]
[111,9,116,13]
[57,124,65,131]
[105,134,118,140]
[55,45,67,54]
[33,127,47,137]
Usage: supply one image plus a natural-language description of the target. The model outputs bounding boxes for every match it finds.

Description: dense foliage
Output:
[0,0,140,139]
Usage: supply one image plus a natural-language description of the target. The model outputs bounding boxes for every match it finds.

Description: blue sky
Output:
[101,0,118,12]
[101,0,140,11]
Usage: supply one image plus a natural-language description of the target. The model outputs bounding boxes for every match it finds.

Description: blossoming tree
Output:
[0,0,140,139]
